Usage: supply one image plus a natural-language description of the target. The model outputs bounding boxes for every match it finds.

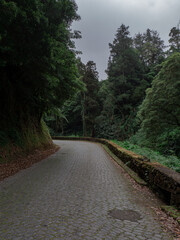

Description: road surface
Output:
[0,140,172,239]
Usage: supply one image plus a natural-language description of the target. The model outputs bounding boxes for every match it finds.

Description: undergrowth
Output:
[0,119,52,164]
[22,120,52,152]
[111,140,180,173]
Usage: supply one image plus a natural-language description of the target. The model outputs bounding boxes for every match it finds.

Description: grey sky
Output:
[72,0,180,80]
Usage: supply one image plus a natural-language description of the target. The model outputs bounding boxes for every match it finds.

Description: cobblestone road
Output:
[0,140,172,240]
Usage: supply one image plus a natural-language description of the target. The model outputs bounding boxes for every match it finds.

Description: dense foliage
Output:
[0,0,81,147]
[137,53,180,156]
[98,25,148,139]
[48,60,100,137]
[54,22,180,170]
[112,139,180,173]
[81,61,99,136]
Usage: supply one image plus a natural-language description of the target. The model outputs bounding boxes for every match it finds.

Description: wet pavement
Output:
[0,140,172,239]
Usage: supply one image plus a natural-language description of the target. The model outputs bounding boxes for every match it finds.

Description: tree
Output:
[82,61,100,136]
[48,59,100,137]
[137,53,180,156]
[61,93,83,136]
[95,81,116,139]
[168,23,180,54]
[0,0,82,145]
[105,24,146,139]
[134,29,165,67]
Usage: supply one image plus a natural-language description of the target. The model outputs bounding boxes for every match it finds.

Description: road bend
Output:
[0,140,172,239]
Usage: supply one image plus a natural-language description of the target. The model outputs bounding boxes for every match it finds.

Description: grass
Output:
[111,140,180,173]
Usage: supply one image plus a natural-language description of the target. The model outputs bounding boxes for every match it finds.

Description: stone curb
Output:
[100,143,147,186]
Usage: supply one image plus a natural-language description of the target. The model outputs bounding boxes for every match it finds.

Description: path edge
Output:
[53,136,180,208]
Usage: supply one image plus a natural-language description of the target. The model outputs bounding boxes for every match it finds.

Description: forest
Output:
[0,0,180,172]
[46,23,180,172]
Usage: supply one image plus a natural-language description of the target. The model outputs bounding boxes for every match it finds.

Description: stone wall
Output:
[53,136,180,207]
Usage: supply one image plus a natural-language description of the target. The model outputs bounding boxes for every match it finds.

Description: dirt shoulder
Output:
[0,144,60,181]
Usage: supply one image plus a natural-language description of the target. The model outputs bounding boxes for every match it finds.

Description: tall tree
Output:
[106,24,146,139]
[82,61,100,136]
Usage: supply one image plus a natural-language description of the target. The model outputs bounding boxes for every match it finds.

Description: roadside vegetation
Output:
[0,0,82,161]
[46,22,180,173]
[111,140,180,173]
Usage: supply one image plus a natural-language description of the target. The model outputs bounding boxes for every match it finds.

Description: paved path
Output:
[0,140,172,240]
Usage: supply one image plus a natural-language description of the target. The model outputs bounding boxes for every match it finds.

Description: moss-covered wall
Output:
[53,136,180,207]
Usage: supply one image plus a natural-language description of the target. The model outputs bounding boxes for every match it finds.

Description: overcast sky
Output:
[72,0,180,80]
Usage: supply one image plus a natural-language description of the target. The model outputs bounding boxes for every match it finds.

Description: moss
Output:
[161,205,180,223]
[102,144,147,186]
[22,119,52,152]
[0,119,52,164]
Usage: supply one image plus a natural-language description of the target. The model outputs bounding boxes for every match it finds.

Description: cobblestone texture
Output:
[0,140,172,239]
